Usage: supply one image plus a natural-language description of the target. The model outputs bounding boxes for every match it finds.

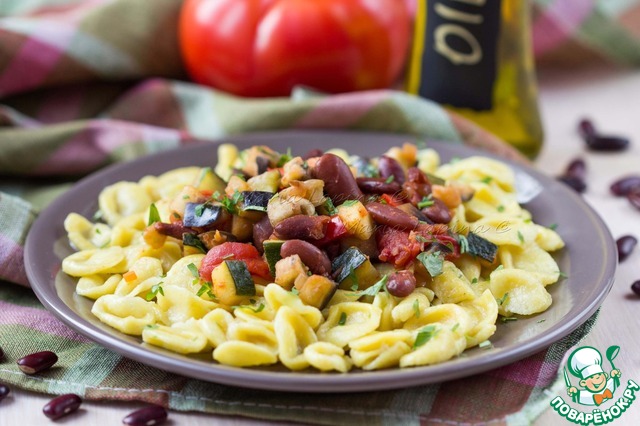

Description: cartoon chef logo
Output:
[565,346,621,406]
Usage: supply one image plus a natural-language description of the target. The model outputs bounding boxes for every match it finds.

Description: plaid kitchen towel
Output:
[0,0,630,424]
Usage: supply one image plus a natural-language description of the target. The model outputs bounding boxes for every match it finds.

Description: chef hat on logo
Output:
[568,347,604,380]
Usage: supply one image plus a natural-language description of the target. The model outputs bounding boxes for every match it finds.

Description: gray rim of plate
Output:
[24,130,617,393]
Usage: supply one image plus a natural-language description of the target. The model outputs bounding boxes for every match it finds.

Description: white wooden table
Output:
[3,68,640,425]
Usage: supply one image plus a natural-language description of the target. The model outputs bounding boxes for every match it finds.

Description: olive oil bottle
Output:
[406,0,543,158]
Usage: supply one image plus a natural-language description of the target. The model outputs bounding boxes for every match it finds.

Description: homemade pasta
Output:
[61,143,565,372]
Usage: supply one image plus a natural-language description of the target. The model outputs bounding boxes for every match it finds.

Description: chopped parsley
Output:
[417,195,434,209]
[481,176,493,184]
[537,319,546,324]
[276,147,293,167]
[187,262,200,278]
[291,287,299,296]
[341,200,359,207]
[500,316,518,323]
[497,205,505,212]
[479,340,492,349]
[456,234,469,254]
[495,265,504,271]
[385,175,395,184]
[413,325,439,349]
[145,282,164,301]
[144,324,159,330]
[471,277,478,284]
[558,271,569,279]
[549,223,558,231]
[496,293,509,306]
[413,299,421,318]
[338,312,347,326]
[451,323,459,332]
[417,251,444,277]
[517,230,525,244]
[350,275,388,297]
[323,198,338,215]
[147,203,161,226]
[196,281,215,298]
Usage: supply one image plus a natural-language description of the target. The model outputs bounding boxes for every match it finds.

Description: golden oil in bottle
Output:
[406,0,543,158]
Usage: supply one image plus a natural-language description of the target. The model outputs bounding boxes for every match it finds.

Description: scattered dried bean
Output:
[616,235,637,262]
[565,158,586,181]
[0,383,10,402]
[378,156,406,184]
[16,351,58,375]
[578,118,630,151]
[557,176,587,193]
[628,190,640,211]
[610,175,640,196]
[43,394,82,420]
[122,405,168,426]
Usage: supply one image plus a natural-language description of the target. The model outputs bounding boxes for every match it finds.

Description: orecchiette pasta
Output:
[62,143,565,372]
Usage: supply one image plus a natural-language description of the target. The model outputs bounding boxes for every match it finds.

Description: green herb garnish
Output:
[385,175,395,184]
[417,195,434,209]
[558,271,568,279]
[341,200,359,207]
[497,205,505,212]
[471,277,478,284]
[276,147,293,167]
[145,282,164,301]
[323,198,338,215]
[549,223,558,231]
[187,262,199,278]
[413,299,421,318]
[144,324,159,329]
[291,287,299,296]
[417,251,444,277]
[148,203,161,226]
[456,234,469,254]
[500,316,518,323]
[496,293,509,306]
[452,323,459,332]
[350,275,388,297]
[517,230,525,243]
[479,340,492,349]
[196,281,215,298]
[481,176,493,184]
[338,312,347,326]
[413,325,439,349]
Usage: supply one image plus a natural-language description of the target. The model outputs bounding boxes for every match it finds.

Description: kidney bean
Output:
[356,177,402,195]
[616,235,637,262]
[153,222,197,239]
[281,239,331,276]
[366,202,419,231]
[402,167,432,205]
[395,203,429,222]
[302,148,323,160]
[17,351,58,375]
[378,155,406,184]
[578,118,630,151]
[0,383,10,402]
[558,175,587,193]
[386,271,416,297]
[122,405,168,426]
[628,190,640,211]
[632,280,640,297]
[578,118,597,139]
[586,135,629,151]
[252,215,274,254]
[565,158,586,181]
[421,198,452,224]
[311,154,362,204]
[274,215,329,240]
[610,175,640,196]
[43,394,82,420]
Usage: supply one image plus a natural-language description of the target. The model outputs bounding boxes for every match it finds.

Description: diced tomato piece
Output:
[199,242,263,280]
[380,193,402,207]
[377,227,421,268]
[313,216,348,246]
[243,258,273,281]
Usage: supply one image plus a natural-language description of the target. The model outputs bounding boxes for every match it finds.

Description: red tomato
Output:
[199,242,272,281]
[179,0,411,97]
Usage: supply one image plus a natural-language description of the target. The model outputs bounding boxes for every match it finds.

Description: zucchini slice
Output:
[467,232,498,262]
[331,247,367,284]
[298,275,338,309]
[183,203,225,228]
[194,167,226,193]
[241,191,273,212]
[263,240,285,276]
[212,260,256,305]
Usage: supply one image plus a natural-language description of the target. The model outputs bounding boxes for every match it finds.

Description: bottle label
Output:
[408,0,502,111]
